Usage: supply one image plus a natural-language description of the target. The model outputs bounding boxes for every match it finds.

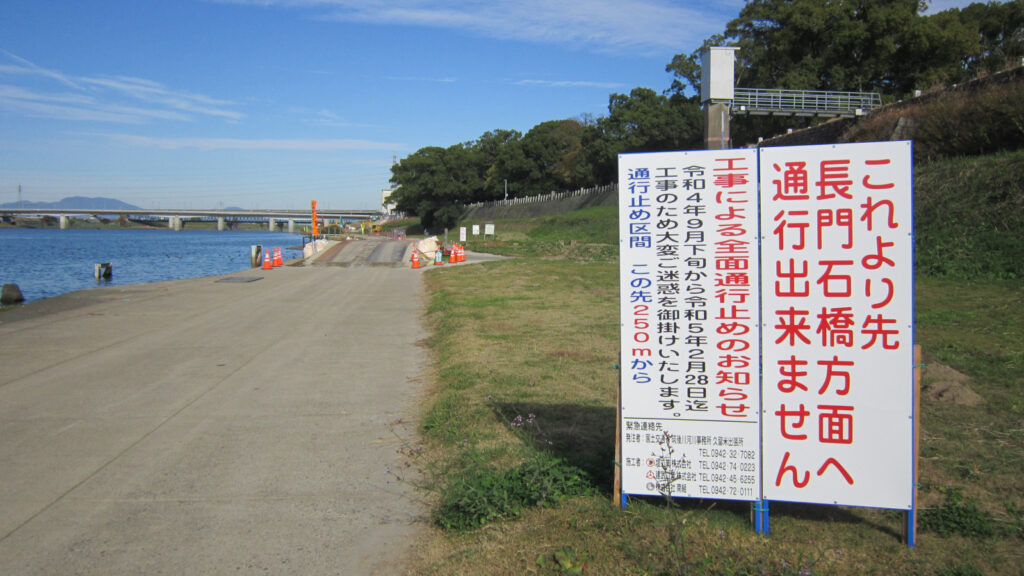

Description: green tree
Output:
[888,7,979,89]
[390,143,481,231]
[723,0,932,94]
[487,119,590,197]
[700,0,1013,97]
[959,0,1024,76]
[664,0,1015,146]
[471,129,522,200]
[583,88,703,182]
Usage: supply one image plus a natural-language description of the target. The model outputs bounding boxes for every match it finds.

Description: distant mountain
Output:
[0,196,141,210]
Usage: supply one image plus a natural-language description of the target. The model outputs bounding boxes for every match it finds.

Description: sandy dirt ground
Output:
[0,238,430,575]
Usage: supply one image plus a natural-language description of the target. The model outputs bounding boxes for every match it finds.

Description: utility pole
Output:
[18,184,22,209]
[504,179,508,200]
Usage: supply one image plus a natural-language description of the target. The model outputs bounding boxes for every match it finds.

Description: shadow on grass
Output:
[768,501,904,540]
[491,401,616,491]
[490,401,903,539]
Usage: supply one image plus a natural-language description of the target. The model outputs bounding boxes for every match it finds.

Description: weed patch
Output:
[421,391,481,444]
[920,487,996,538]
[435,453,594,532]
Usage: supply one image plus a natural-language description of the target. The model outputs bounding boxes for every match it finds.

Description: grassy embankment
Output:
[393,148,1023,575]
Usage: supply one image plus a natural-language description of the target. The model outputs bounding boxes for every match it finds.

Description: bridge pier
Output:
[59,215,69,230]
[288,219,295,234]
[217,217,226,231]
[168,216,182,231]
[268,218,277,232]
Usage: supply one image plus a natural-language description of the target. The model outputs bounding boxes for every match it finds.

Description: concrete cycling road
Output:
[0,245,428,575]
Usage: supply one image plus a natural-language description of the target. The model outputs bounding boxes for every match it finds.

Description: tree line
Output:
[389,0,1023,230]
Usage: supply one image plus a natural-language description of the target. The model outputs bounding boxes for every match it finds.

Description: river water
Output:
[0,228,305,303]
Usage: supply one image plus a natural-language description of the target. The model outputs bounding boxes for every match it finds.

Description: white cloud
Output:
[80,76,244,121]
[0,52,244,124]
[101,133,403,151]
[286,106,378,128]
[0,84,192,123]
[303,108,348,126]
[384,75,458,83]
[514,79,624,89]
[0,51,86,91]
[212,0,735,55]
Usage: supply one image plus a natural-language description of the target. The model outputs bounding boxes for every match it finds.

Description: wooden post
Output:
[94,263,112,280]
[904,344,922,546]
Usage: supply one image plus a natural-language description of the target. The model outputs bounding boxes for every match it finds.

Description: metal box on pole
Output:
[700,46,739,104]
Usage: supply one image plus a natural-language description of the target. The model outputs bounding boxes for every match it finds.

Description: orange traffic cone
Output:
[262,249,272,270]
[411,250,420,269]
[273,247,282,267]
[457,244,464,262]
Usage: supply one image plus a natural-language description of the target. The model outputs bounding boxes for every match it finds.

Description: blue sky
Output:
[0,0,976,210]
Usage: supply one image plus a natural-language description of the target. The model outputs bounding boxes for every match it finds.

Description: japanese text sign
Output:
[760,142,913,509]
[619,142,914,510]
[619,150,762,501]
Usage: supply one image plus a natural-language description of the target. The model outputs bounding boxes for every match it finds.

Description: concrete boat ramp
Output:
[0,237,433,575]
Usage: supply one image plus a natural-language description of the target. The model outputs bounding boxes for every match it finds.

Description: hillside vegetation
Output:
[392,140,1023,574]
[447,148,1024,282]
[915,149,1024,280]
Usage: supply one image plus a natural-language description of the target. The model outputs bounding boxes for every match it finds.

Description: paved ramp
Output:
[316,237,412,268]
[0,264,427,575]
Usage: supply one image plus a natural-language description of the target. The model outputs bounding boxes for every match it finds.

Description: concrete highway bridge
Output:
[0,208,383,232]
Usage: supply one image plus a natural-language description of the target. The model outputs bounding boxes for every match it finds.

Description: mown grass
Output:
[914,149,1024,280]
[402,156,1023,575]
[915,277,1024,548]
[457,205,620,261]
